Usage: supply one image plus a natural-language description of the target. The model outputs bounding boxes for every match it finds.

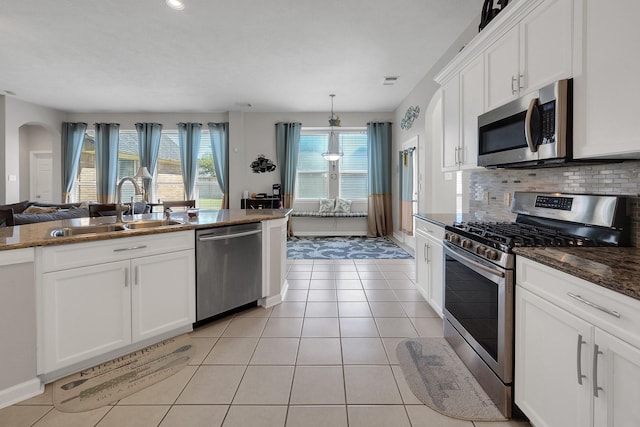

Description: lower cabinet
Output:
[414,218,444,316]
[515,257,640,427]
[38,231,195,376]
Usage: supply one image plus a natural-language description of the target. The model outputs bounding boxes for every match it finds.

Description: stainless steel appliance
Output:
[195,222,262,322]
[478,79,571,168]
[442,192,629,417]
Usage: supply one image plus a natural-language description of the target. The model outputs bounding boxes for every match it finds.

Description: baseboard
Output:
[260,281,288,308]
[0,378,43,409]
[293,231,367,237]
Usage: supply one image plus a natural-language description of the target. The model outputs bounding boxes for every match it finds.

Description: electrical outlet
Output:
[504,192,512,206]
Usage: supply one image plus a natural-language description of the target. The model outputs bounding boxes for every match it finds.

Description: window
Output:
[295,129,368,200]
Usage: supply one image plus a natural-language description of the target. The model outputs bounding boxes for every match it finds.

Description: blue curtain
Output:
[177,122,202,200]
[61,122,87,202]
[135,122,163,200]
[275,122,301,235]
[208,122,229,208]
[367,122,393,237]
[400,148,415,235]
[94,123,120,203]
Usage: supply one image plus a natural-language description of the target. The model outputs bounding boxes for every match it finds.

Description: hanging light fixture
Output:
[322,94,343,161]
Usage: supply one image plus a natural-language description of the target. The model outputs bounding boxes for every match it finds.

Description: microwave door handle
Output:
[525,97,539,153]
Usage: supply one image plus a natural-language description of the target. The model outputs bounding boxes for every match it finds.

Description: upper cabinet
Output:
[572,0,640,159]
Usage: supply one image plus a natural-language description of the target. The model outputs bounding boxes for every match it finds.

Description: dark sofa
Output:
[0,200,89,225]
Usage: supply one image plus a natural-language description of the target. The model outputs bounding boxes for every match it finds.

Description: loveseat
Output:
[0,200,90,225]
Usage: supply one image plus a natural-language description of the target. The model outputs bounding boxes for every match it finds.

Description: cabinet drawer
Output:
[41,231,194,272]
[517,257,640,348]
[414,219,445,240]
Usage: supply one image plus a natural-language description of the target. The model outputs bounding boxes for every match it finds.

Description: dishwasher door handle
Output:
[198,229,262,241]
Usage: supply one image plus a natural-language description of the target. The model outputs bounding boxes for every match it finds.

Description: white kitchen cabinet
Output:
[261,217,289,307]
[573,0,640,159]
[485,0,573,111]
[38,231,195,376]
[515,257,640,427]
[441,76,460,171]
[414,218,444,316]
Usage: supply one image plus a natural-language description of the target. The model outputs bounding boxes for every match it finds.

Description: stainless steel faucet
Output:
[116,177,142,223]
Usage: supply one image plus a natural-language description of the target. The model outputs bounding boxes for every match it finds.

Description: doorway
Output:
[30,151,53,203]
[398,136,418,249]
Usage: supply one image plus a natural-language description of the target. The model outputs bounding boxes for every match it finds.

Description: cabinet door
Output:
[41,261,131,373]
[485,26,519,111]
[519,0,573,92]
[573,0,640,159]
[441,76,460,171]
[426,236,444,317]
[593,329,640,427]
[131,251,195,342]
[515,286,593,427]
[459,55,484,170]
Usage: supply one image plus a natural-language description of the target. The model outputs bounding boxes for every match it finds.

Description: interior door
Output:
[399,136,418,249]
[31,151,53,203]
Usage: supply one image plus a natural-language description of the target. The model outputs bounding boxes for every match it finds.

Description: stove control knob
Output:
[449,234,461,244]
[476,246,486,256]
[461,239,472,249]
[485,249,499,261]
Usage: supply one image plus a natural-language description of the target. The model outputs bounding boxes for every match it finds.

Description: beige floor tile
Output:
[262,317,304,337]
[118,365,197,405]
[336,289,367,302]
[188,337,218,365]
[334,271,360,280]
[354,263,379,271]
[287,271,312,280]
[287,279,310,289]
[381,271,411,280]
[16,384,52,405]
[312,263,334,271]
[285,405,347,427]
[364,289,398,301]
[347,405,411,427]
[176,366,245,404]
[394,289,425,302]
[270,302,306,317]
[190,317,232,338]
[311,271,335,280]
[308,279,336,289]
[358,271,386,280]
[304,301,338,317]
[95,405,169,427]
[335,279,363,289]
[405,405,474,426]
[307,289,337,302]
[159,405,228,427]
[377,263,414,272]
[344,365,403,404]
[289,264,313,271]
[339,317,379,337]
[368,301,407,317]
[334,264,357,272]
[390,365,422,405]
[375,317,419,338]
[289,366,345,405]
[221,317,268,337]
[283,289,309,302]
[301,317,340,337]
[235,305,273,318]
[360,279,390,289]
[341,338,389,364]
[32,406,111,427]
[381,337,407,365]
[337,302,372,317]
[203,337,259,365]
[223,405,287,427]
[400,301,439,317]
[233,366,294,405]
[410,317,444,337]
[386,279,416,289]
[474,420,532,427]
[250,338,299,365]
[296,338,342,365]
[0,405,51,427]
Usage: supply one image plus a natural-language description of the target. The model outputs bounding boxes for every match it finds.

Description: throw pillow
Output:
[333,198,352,213]
[318,198,335,213]
[23,205,59,214]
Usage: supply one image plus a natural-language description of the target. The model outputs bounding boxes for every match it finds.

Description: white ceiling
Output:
[0,0,482,113]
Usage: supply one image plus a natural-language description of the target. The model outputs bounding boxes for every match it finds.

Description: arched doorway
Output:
[19,123,54,202]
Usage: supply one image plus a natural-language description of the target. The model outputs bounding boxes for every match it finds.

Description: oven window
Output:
[479,111,527,155]
[444,253,498,360]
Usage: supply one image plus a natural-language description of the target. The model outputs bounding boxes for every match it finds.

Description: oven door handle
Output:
[444,242,505,279]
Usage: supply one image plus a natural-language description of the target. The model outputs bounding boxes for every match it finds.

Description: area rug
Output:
[287,236,413,259]
[396,337,506,421]
[53,334,194,413]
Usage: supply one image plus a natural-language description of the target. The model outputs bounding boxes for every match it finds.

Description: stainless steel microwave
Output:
[478,79,571,168]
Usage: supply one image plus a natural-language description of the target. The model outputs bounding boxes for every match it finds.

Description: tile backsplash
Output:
[468,160,640,247]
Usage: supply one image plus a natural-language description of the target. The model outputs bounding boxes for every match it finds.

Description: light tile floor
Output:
[0,258,532,427]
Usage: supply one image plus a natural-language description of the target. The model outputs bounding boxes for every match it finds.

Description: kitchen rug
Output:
[287,236,413,259]
[396,337,506,421]
[53,334,194,413]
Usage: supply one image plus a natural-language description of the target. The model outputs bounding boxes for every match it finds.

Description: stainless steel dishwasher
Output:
[195,222,262,322]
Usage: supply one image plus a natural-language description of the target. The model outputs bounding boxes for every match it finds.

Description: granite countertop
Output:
[513,247,640,302]
[0,208,291,251]
[413,212,499,228]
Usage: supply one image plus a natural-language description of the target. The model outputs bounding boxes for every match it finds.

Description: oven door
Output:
[442,241,514,383]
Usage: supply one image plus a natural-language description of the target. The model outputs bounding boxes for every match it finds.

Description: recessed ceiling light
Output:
[383,76,399,86]
[166,0,185,11]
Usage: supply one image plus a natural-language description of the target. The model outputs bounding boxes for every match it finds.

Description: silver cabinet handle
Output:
[518,74,525,90]
[593,344,603,397]
[576,334,586,385]
[424,243,427,262]
[124,267,129,287]
[426,244,431,263]
[511,75,518,95]
[567,292,621,318]
[135,266,139,286]
[114,245,148,252]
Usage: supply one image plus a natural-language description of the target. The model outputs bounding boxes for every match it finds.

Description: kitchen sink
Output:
[123,219,183,229]
[50,224,128,237]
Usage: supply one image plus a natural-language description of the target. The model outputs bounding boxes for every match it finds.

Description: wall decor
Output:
[401,105,420,130]
[250,154,276,173]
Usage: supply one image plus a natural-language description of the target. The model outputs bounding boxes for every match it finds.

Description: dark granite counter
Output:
[0,209,291,251]
[513,247,640,302]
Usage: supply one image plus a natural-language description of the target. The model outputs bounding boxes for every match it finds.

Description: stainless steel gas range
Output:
[442,192,630,418]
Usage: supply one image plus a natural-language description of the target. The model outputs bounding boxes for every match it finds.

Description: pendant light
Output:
[322,94,343,161]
